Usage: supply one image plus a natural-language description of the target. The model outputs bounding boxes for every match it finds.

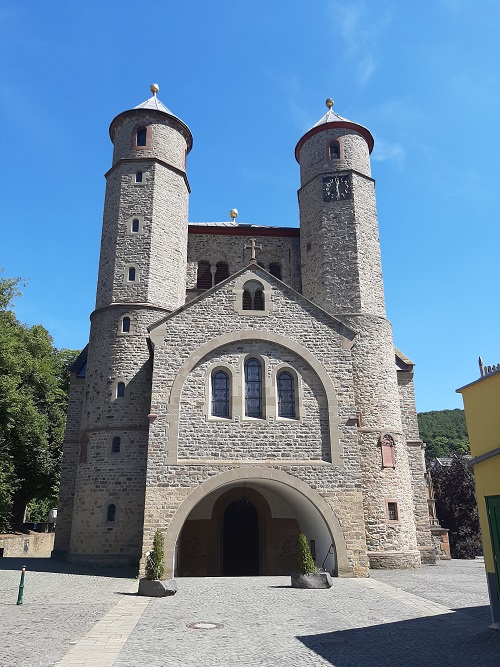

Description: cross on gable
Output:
[244,238,263,263]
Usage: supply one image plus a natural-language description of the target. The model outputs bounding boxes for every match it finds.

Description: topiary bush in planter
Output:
[291,533,333,589]
[146,529,166,580]
[138,530,177,597]
[297,532,316,575]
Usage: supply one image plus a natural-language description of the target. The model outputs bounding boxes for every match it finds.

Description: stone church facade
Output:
[54,86,435,577]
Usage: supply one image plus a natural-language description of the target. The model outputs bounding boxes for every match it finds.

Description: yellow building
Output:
[457,358,500,628]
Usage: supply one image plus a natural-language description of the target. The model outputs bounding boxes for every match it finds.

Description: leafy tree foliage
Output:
[0,274,79,531]
[297,533,316,574]
[430,455,481,559]
[418,409,470,460]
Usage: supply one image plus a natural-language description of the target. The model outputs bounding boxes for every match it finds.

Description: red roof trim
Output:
[295,121,374,162]
[188,225,300,238]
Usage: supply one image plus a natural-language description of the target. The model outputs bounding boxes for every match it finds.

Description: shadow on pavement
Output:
[0,556,137,578]
[297,606,500,667]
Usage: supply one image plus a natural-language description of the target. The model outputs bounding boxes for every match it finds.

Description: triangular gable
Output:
[148,263,357,346]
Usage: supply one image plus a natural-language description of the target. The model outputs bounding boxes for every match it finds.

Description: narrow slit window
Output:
[131,218,140,233]
[107,504,116,522]
[211,370,230,417]
[112,436,121,453]
[387,501,399,522]
[329,139,340,160]
[242,289,252,310]
[136,127,147,146]
[269,263,282,280]
[117,382,125,398]
[197,261,212,289]
[122,317,130,333]
[135,171,143,183]
[277,371,295,418]
[254,289,264,310]
[214,261,229,284]
[245,358,262,418]
[128,267,136,282]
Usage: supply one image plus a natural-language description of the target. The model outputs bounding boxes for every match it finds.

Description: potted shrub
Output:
[138,530,177,597]
[291,533,333,589]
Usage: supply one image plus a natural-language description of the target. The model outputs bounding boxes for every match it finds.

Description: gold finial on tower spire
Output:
[150,83,159,95]
[326,98,334,109]
[229,208,238,222]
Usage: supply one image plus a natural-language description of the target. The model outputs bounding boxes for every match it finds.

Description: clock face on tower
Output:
[323,174,351,202]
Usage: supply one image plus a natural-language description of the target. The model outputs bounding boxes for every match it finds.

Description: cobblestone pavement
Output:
[1,558,499,667]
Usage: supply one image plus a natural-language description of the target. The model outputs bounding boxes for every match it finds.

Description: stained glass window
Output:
[212,370,230,417]
[277,371,295,418]
[245,358,262,417]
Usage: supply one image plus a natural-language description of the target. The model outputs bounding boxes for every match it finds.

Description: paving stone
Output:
[1,559,499,667]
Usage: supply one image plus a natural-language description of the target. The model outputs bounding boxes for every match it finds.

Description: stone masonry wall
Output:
[97,111,189,312]
[69,307,157,563]
[398,371,421,441]
[177,341,331,461]
[187,233,301,293]
[142,467,369,578]
[143,269,373,575]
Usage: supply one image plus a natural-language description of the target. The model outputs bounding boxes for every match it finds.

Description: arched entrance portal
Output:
[223,500,259,575]
[175,476,338,577]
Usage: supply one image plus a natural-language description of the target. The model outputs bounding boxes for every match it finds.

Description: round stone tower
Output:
[296,100,421,569]
[68,86,192,565]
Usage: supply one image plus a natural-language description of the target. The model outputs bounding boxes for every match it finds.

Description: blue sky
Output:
[1,0,499,412]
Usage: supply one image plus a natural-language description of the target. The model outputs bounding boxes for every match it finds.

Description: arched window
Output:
[112,436,121,453]
[131,218,140,233]
[212,370,230,417]
[128,267,136,282]
[269,263,282,280]
[277,371,296,418]
[197,261,212,289]
[135,171,143,183]
[107,504,116,522]
[122,317,130,333]
[242,280,264,311]
[245,358,262,418]
[117,382,125,398]
[329,139,340,160]
[136,127,147,146]
[214,261,229,284]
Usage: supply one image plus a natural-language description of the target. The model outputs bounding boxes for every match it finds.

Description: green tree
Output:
[297,533,316,574]
[0,274,79,530]
[430,455,481,559]
[146,530,166,580]
[418,409,470,460]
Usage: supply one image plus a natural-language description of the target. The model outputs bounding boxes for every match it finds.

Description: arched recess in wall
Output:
[158,466,349,578]
[162,330,343,465]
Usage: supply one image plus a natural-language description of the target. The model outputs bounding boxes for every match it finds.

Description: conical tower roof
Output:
[109,84,192,152]
[295,99,374,161]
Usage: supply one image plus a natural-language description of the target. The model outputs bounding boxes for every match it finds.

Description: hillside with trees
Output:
[0,273,79,532]
[417,408,470,460]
